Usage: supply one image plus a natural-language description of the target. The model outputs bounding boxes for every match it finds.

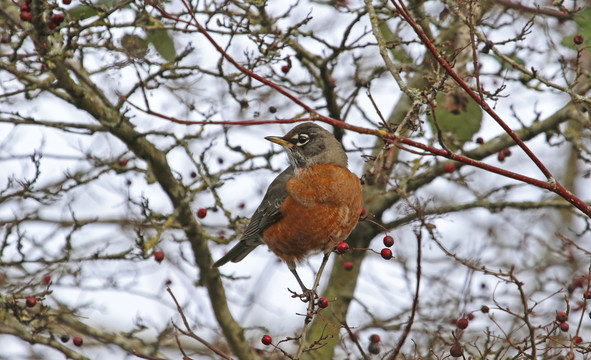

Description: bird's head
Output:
[265,123,348,169]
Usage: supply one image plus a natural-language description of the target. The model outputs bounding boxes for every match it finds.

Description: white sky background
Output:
[1,0,591,359]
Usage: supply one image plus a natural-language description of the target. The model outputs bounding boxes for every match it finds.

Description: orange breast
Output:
[262,164,363,267]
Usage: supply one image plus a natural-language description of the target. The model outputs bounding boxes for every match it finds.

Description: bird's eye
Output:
[296,134,310,146]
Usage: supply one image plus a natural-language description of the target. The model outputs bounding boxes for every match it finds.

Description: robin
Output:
[212,122,363,300]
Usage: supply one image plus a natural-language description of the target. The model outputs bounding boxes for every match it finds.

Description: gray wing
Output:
[212,167,292,267]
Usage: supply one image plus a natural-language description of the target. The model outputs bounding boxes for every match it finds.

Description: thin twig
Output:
[167,288,234,360]
[388,229,422,359]
[296,252,332,357]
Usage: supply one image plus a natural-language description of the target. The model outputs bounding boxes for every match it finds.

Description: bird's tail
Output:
[212,241,258,268]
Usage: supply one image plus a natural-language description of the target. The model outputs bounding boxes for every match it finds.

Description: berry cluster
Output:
[24,295,85,347]
[48,13,65,30]
[379,235,394,260]
[556,311,570,332]
[367,333,380,355]
[18,0,71,29]
[60,335,83,346]
[497,147,512,162]
[20,2,32,22]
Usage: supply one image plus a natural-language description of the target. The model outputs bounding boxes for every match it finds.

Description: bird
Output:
[212,122,363,301]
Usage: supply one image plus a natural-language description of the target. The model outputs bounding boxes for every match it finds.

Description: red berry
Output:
[281,65,290,74]
[481,305,490,313]
[450,343,463,357]
[118,158,128,166]
[25,296,37,307]
[369,334,380,343]
[560,322,570,332]
[154,251,164,263]
[1,35,9,44]
[456,317,469,329]
[556,311,568,323]
[574,336,583,344]
[261,334,272,345]
[467,313,475,321]
[584,291,591,299]
[63,0,72,4]
[48,22,57,30]
[383,235,394,247]
[73,336,83,346]
[475,137,484,144]
[501,147,511,157]
[20,4,31,12]
[20,11,31,21]
[53,13,65,24]
[197,208,207,219]
[190,171,197,178]
[344,261,353,271]
[359,207,366,217]
[497,152,506,162]
[43,274,51,284]
[380,248,392,260]
[335,242,349,254]
[317,297,329,308]
[368,342,380,354]
[574,34,584,45]
[444,163,455,173]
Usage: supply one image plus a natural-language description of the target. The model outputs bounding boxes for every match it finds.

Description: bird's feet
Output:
[289,287,318,303]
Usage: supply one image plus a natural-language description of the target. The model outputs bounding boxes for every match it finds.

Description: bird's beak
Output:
[265,136,292,148]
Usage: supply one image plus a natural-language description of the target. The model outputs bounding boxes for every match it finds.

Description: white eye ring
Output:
[294,133,310,146]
